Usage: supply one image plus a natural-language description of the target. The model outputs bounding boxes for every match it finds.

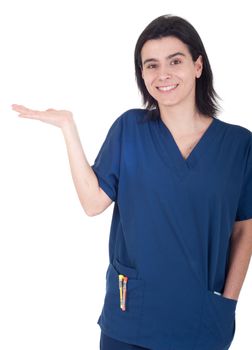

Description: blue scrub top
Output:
[91,108,252,350]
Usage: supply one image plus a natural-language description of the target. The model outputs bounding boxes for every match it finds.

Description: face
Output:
[140,36,203,109]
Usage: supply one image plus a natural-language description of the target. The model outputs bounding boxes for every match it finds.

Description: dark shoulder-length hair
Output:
[134,14,222,121]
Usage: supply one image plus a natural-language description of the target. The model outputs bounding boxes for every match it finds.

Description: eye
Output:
[146,64,157,69]
[171,59,181,65]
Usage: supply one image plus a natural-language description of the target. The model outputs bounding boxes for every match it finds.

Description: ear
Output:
[195,55,203,78]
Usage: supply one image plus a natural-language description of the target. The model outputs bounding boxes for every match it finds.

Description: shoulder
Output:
[105,108,149,139]
[111,108,150,131]
[119,108,149,123]
[217,118,252,146]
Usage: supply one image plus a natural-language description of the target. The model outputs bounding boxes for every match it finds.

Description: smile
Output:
[156,84,178,92]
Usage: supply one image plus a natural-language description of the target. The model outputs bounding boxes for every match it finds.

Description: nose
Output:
[158,65,172,80]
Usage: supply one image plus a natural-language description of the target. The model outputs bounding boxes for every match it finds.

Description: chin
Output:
[157,99,180,107]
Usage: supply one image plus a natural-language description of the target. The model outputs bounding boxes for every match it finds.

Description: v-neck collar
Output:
[155,115,220,181]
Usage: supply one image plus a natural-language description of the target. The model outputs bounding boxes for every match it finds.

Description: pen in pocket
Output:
[118,274,128,311]
[118,274,124,309]
[121,276,128,311]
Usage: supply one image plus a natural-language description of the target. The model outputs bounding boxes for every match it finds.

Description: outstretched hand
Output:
[12,104,73,128]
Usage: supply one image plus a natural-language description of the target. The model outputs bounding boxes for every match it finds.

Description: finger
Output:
[17,111,43,119]
[12,104,32,113]
[12,104,40,115]
[17,114,30,118]
[12,104,23,109]
[12,104,29,110]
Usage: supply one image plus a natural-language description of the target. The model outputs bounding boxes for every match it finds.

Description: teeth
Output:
[158,85,178,91]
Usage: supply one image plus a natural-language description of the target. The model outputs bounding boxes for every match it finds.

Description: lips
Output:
[156,84,179,92]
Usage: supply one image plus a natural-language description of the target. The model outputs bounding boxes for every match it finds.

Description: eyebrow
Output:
[142,52,186,66]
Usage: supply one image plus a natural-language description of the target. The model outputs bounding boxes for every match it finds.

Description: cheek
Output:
[182,68,196,82]
[142,74,153,89]
[183,73,197,89]
[143,80,154,95]
[142,77,157,97]
[144,73,158,88]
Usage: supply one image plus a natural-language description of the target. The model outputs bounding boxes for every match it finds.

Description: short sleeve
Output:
[91,115,123,202]
[235,132,252,221]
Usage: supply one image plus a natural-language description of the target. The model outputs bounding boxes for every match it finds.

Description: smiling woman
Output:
[93,15,252,350]
[11,13,252,350]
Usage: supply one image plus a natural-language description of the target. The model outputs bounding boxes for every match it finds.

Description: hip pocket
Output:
[98,259,145,343]
[195,289,237,350]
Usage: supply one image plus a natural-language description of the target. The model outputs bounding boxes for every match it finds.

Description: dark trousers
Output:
[100,331,151,350]
[99,331,233,349]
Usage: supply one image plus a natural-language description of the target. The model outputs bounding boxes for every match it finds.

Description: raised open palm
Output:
[12,104,73,128]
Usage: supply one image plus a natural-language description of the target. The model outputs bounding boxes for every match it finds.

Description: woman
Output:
[12,14,252,350]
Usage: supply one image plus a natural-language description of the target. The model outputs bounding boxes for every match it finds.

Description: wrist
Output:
[61,114,76,133]
[222,291,239,301]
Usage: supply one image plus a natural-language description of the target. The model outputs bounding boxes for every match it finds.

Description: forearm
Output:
[223,230,252,300]
[60,117,101,216]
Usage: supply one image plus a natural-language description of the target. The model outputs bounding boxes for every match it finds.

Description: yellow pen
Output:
[118,274,124,309]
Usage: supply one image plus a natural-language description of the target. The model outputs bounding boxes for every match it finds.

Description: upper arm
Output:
[95,187,113,215]
[232,218,252,235]
[235,132,252,222]
[231,219,252,256]
[90,114,124,215]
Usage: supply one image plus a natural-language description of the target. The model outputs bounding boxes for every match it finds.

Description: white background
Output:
[0,0,251,349]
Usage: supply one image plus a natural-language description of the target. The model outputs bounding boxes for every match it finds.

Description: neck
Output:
[158,103,210,136]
